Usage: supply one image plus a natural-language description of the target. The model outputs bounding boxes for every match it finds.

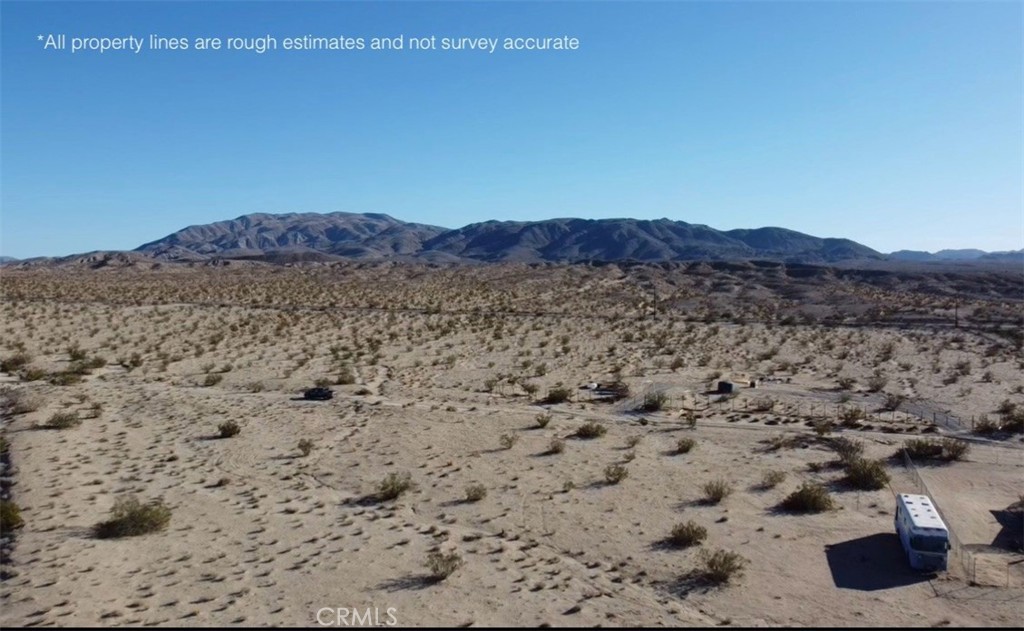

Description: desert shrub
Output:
[0,353,32,374]
[940,438,970,461]
[973,416,1000,435]
[336,365,357,385]
[535,412,552,429]
[812,420,834,436]
[203,373,224,387]
[698,548,747,584]
[93,497,172,539]
[640,391,668,412]
[760,470,787,489]
[676,437,696,454]
[830,437,864,465]
[902,438,969,462]
[625,435,642,449]
[217,421,241,438]
[604,464,629,485]
[546,437,566,455]
[838,406,866,426]
[297,438,315,457]
[575,421,607,439]
[464,484,487,503]
[50,371,83,386]
[314,377,332,388]
[836,376,855,390]
[780,482,835,513]
[19,367,47,381]
[499,433,519,450]
[46,411,80,430]
[378,472,413,501]
[426,550,463,581]
[1,500,25,532]
[67,344,87,361]
[843,458,890,490]
[882,392,906,411]
[2,390,41,415]
[668,520,707,548]
[683,410,698,429]
[702,479,732,504]
[866,373,888,393]
[902,437,943,460]
[544,387,571,404]
[996,399,1017,416]
[1003,409,1024,434]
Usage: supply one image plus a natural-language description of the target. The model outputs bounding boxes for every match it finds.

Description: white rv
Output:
[894,493,950,571]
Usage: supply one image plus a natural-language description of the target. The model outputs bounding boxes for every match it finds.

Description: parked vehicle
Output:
[894,493,950,571]
[303,387,334,401]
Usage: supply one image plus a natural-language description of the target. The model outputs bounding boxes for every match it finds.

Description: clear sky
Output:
[1,0,1021,259]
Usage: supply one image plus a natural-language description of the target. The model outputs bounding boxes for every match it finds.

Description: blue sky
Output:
[1,0,1021,258]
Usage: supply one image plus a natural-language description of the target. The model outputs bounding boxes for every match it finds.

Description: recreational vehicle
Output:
[894,493,950,572]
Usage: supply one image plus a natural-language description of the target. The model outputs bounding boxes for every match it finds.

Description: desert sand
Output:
[0,262,1021,627]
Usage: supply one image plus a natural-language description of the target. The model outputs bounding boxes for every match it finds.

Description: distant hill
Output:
[134,213,885,264]
[890,249,1023,263]
[136,212,448,260]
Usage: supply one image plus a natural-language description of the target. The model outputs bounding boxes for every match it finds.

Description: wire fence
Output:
[900,448,1023,588]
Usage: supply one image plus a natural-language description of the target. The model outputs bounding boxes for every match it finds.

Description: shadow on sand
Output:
[825,533,933,591]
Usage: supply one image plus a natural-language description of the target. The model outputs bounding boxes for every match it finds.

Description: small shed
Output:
[716,381,734,394]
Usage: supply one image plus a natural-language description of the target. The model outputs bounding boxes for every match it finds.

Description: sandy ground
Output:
[1,265,1022,627]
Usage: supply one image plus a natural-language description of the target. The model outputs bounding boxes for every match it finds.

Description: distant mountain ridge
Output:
[134,212,884,264]
[890,248,1024,263]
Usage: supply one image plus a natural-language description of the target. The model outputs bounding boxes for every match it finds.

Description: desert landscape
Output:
[1,260,1021,627]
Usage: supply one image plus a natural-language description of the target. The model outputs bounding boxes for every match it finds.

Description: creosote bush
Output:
[575,421,607,439]
[426,550,463,582]
[46,411,81,430]
[93,497,172,539]
[378,472,414,501]
[217,421,241,438]
[780,482,835,513]
[676,437,696,454]
[830,436,864,465]
[535,412,552,429]
[464,484,487,503]
[499,433,519,450]
[1,500,25,532]
[297,438,315,457]
[546,437,566,455]
[901,438,970,462]
[760,470,786,489]
[639,391,668,412]
[698,548,747,584]
[702,479,732,504]
[544,387,571,404]
[843,458,890,490]
[668,520,707,548]
[604,463,628,485]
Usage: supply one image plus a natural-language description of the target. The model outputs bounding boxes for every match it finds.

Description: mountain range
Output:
[135,212,884,264]
[3,212,1019,266]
